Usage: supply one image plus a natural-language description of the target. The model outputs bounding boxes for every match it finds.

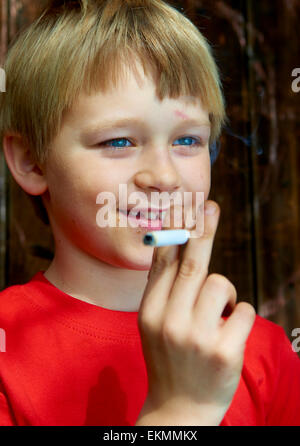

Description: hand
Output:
[136,200,256,426]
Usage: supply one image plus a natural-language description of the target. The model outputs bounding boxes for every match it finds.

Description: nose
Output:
[133,150,181,192]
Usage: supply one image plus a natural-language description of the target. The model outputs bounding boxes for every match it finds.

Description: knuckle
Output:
[152,253,174,274]
[207,273,226,286]
[161,320,175,340]
[178,257,201,279]
[211,349,233,369]
[161,319,184,345]
[207,274,236,296]
[186,333,210,354]
[202,225,216,238]
[138,311,157,335]
[236,301,256,319]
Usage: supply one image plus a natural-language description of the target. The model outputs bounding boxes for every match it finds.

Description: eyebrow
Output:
[80,117,211,135]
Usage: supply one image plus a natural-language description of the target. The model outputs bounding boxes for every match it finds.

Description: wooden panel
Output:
[244,0,300,341]
[1,0,53,288]
[0,0,9,291]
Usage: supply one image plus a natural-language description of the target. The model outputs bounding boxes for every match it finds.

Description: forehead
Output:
[174,109,192,119]
[66,59,206,117]
[63,94,209,135]
[59,65,210,147]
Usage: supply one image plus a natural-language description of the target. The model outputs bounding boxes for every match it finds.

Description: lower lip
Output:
[118,210,163,230]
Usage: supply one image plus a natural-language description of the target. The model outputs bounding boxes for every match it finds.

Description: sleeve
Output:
[266,327,300,426]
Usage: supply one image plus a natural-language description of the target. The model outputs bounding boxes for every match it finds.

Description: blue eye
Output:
[173,137,201,147]
[101,138,132,149]
[97,136,203,151]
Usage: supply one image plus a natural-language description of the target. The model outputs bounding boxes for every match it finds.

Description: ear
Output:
[2,133,48,195]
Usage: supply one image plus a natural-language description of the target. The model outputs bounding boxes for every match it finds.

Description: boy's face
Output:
[42,63,212,271]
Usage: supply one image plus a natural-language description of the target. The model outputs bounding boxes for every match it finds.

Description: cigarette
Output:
[143,229,191,247]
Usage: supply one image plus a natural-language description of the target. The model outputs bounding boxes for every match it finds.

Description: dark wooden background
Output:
[1,0,300,353]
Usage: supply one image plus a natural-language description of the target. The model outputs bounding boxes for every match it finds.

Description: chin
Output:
[116,249,154,271]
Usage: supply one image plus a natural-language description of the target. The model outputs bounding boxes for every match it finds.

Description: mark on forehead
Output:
[174,109,189,120]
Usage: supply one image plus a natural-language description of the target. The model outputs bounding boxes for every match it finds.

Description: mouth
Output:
[118,208,167,230]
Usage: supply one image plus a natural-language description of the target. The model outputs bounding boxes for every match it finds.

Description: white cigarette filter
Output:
[143,229,191,247]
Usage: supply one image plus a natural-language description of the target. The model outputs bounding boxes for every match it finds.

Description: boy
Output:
[0,0,300,426]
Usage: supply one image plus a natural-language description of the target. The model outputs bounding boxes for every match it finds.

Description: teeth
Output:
[129,210,160,220]
[121,209,168,220]
[138,211,158,220]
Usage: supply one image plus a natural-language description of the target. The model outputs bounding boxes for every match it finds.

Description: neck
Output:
[44,242,149,312]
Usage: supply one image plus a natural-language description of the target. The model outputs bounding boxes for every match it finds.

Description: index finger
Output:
[165,200,221,318]
[138,205,183,321]
[139,201,219,322]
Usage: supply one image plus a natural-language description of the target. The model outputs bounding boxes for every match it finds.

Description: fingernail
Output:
[205,203,216,215]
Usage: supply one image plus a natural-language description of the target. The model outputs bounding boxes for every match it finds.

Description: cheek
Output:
[77,157,126,193]
[185,163,211,195]
[198,153,211,197]
[198,169,211,195]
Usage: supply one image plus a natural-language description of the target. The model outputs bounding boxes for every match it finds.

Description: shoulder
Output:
[246,314,292,361]
[0,272,44,324]
[247,317,300,425]
[0,282,27,319]
[244,314,300,381]
[249,314,287,343]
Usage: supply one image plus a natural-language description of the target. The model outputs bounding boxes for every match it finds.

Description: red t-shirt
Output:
[0,271,300,426]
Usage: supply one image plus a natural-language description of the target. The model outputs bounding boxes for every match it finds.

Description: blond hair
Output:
[0,0,227,222]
